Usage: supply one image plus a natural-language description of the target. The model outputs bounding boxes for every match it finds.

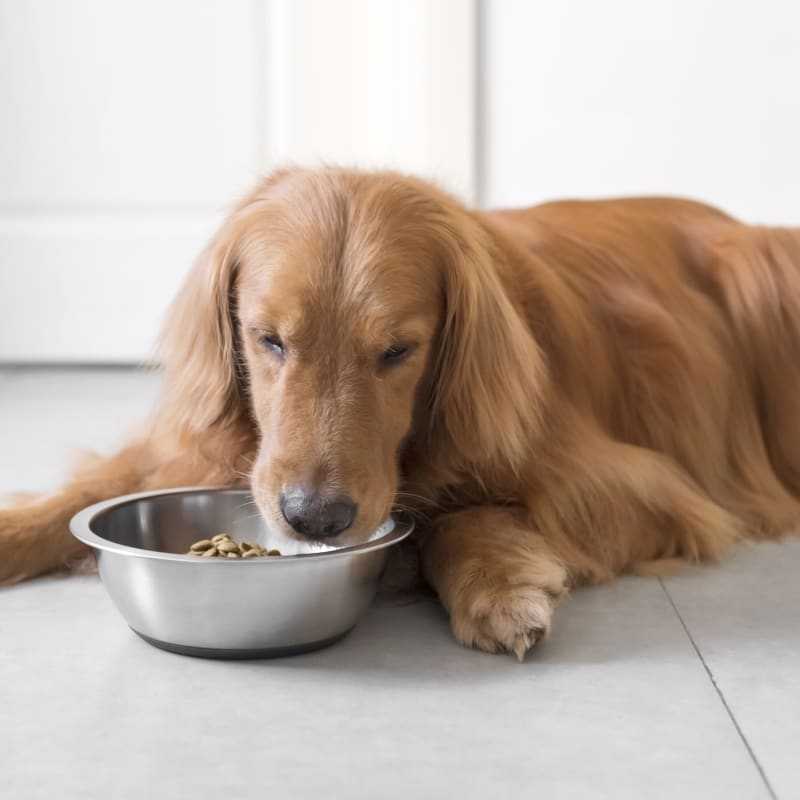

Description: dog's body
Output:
[3,169,799,658]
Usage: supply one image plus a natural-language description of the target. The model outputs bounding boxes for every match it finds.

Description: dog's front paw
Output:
[449,582,563,661]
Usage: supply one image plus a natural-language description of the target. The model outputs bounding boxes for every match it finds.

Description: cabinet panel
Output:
[0,0,259,209]
[483,0,800,223]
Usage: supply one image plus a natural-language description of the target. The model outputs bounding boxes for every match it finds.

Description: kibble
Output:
[186,533,280,559]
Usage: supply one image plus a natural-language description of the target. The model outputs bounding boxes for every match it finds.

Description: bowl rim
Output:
[69,486,413,563]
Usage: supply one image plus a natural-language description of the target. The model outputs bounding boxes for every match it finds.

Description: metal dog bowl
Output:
[70,487,412,659]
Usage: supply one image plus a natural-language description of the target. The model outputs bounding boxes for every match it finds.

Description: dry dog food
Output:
[187,533,281,559]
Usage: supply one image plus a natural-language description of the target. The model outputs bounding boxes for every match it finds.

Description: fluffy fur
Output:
[2,168,799,659]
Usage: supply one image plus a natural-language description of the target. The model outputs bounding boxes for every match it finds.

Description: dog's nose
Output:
[279,489,357,538]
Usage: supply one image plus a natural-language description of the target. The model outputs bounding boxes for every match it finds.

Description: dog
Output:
[2,167,799,659]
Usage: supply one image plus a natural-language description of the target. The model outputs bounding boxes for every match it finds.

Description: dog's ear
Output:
[158,169,301,436]
[430,212,550,472]
[158,220,244,434]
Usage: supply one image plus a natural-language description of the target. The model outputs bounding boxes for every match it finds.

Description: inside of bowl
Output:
[90,489,394,556]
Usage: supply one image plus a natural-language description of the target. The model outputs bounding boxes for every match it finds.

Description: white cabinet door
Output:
[0,0,261,362]
[3,1,796,362]
[0,0,476,362]
[482,0,800,225]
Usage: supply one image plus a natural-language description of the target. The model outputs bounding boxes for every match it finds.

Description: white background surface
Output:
[0,0,475,362]
[481,0,800,223]
[1,367,798,799]
[3,1,797,363]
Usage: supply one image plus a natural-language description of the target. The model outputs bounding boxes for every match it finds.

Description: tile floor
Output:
[1,367,798,800]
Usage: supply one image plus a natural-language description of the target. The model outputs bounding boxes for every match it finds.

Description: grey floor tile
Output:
[0,366,161,495]
[663,539,800,800]
[2,571,769,800]
[0,368,788,799]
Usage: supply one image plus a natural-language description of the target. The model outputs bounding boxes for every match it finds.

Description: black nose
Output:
[279,489,357,538]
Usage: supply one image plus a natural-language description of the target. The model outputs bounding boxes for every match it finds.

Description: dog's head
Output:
[161,168,544,545]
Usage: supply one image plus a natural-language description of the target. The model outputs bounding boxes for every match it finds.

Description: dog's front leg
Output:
[420,506,569,660]
[0,441,156,585]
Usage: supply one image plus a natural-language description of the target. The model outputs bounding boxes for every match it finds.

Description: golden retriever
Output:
[2,167,799,659]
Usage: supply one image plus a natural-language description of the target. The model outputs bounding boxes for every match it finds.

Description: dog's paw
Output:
[0,507,31,585]
[449,582,563,661]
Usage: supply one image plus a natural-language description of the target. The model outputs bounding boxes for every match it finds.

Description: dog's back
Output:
[484,197,800,538]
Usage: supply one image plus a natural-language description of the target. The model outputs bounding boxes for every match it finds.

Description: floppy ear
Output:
[157,168,302,435]
[158,220,245,434]
[429,212,550,473]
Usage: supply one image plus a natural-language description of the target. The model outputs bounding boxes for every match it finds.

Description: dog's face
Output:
[162,169,544,546]
[235,178,443,545]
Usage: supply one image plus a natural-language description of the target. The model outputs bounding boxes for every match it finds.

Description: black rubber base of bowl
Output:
[131,628,353,660]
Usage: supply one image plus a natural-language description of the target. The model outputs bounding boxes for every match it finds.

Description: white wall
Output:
[2,0,798,363]
[0,0,475,362]
[482,0,800,224]
[275,0,476,202]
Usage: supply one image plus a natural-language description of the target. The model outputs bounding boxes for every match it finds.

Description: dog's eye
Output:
[259,333,285,358]
[380,344,409,366]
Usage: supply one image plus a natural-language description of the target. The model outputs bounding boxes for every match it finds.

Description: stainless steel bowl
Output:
[70,487,412,659]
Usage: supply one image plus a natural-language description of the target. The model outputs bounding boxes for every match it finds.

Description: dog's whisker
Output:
[394,492,445,513]
[233,499,260,520]
[234,510,267,525]
[391,502,433,524]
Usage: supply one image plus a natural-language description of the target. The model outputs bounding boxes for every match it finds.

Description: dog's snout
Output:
[279,488,357,538]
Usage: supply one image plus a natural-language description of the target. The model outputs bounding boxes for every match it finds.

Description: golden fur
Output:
[2,167,799,658]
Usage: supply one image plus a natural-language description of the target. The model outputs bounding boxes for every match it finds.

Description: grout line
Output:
[473,0,487,209]
[659,578,779,800]
[253,0,269,172]
[0,362,156,371]
[0,207,226,218]
[263,0,292,166]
